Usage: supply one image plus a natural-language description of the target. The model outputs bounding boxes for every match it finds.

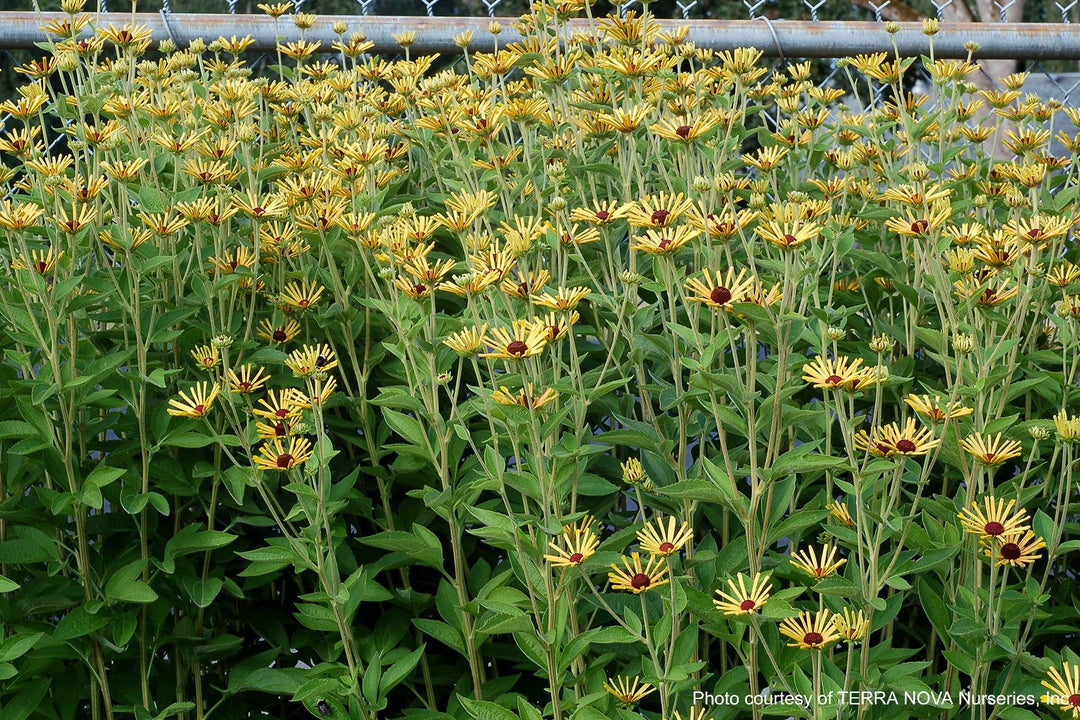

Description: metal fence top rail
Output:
[2,13,1080,58]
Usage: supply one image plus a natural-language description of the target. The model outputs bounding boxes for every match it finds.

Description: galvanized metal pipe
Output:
[1,13,1079,59]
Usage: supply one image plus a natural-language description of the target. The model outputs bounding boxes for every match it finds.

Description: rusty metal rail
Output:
[1,12,1080,59]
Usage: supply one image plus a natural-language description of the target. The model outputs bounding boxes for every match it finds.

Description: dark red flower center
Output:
[193,404,205,414]
[783,233,798,245]
[658,542,675,553]
[651,209,670,225]
[517,281,530,295]
[630,572,651,589]
[35,261,48,273]
[825,374,843,385]
[876,443,892,455]
[595,210,609,220]
[1069,694,1080,708]
[984,521,1005,536]
[1028,228,1041,239]
[895,439,917,453]
[273,422,287,437]
[658,238,672,250]
[803,632,824,645]
[276,453,293,468]
[507,340,529,356]
[568,552,584,564]
[1000,542,1021,560]
[740,599,756,611]
[298,298,311,307]
[711,286,732,304]
[982,289,996,302]
[273,330,288,342]
[675,125,691,138]
[238,382,251,391]
[911,220,929,234]
[275,409,289,418]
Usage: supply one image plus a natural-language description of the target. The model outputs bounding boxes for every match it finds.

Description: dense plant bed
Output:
[0,4,1078,720]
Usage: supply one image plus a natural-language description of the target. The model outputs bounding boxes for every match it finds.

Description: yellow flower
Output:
[1041,662,1080,717]
[983,529,1045,567]
[904,394,972,424]
[958,497,1030,539]
[253,437,313,471]
[258,318,301,345]
[492,385,559,410]
[603,675,656,705]
[227,365,270,394]
[609,552,670,594]
[280,280,325,312]
[622,458,646,484]
[624,192,696,229]
[684,268,755,310]
[481,321,548,360]
[755,219,822,249]
[713,572,772,616]
[632,226,699,255]
[853,418,940,458]
[500,270,551,299]
[802,355,877,392]
[960,432,1023,465]
[742,145,788,171]
[637,516,693,557]
[544,520,599,567]
[833,608,869,643]
[569,200,627,226]
[827,501,855,528]
[1054,410,1080,441]
[289,377,337,410]
[779,609,841,649]
[285,344,338,378]
[444,325,487,356]
[168,382,221,418]
[531,286,590,311]
[190,345,220,372]
[790,543,847,579]
[11,247,63,275]
[253,389,303,423]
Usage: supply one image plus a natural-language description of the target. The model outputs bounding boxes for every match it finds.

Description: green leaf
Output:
[55,605,110,640]
[105,559,159,604]
[383,409,427,449]
[459,696,518,720]
[0,632,42,662]
[0,575,19,592]
[414,618,466,655]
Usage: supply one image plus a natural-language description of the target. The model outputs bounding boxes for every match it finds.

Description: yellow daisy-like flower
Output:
[227,365,270,394]
[790,543,847,579]
[802,355,877,392]
[444,325,488,356]
[279,279,325,312]
[543,520,600,568]
[983,529,1046,567]
[285,344,338,378]
[958,497,1030,539]
[904,394,973,423]
[622,457,647,484]
[604,675,656,706]
[827,501,855,528]
[632,226,699,255]
[636,516,693,557]
[253,436,314,471]
[1054,410,1080,442]
[684,268,755,310]
[568,200,627,226]
[253,389,303,423]
[531,286,591,311]
[854,418,941,458]
[960,432,1023,465]
[257,318,301,345]
[624,192,696,229]
[884,204,951,237]
[11,247,62,274]
[833,608,869,643]
[481,321,548,360]
[755,220,822,249]
[713,572,772,616]
[492,384,559,410]
[742,145,788,171]
[1042,662,1080,716]
[190,345,220,372]
[256,417,296,440]
[500,270,551,299]
[167,382,221,418]
[779,609,840,649]
[609,552,670,594]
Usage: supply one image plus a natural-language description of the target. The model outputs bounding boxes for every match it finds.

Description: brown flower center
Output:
[273,422,287,437]
[1069,694,1080,708]
[740,599,756,611]
[911,219,929,234]
[507,340,529,356]
[895,439,917,453]
[825,374,843,385]
[711,286,733,304]
[984,521,1005,536]
[658,542,675,553]
[675,125,691,138]
[783,233,798,245]
[298,298,311,307]
[630,572,651,589]
[1000,542,1022,560]
[193,404,205,414]
[273,330,288,342]
[658,238,672,250]
[651,209,671,225]
[803,632,824,645]
[595,210,610,221]
[568,552,584,564]
[276,453,293,468]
